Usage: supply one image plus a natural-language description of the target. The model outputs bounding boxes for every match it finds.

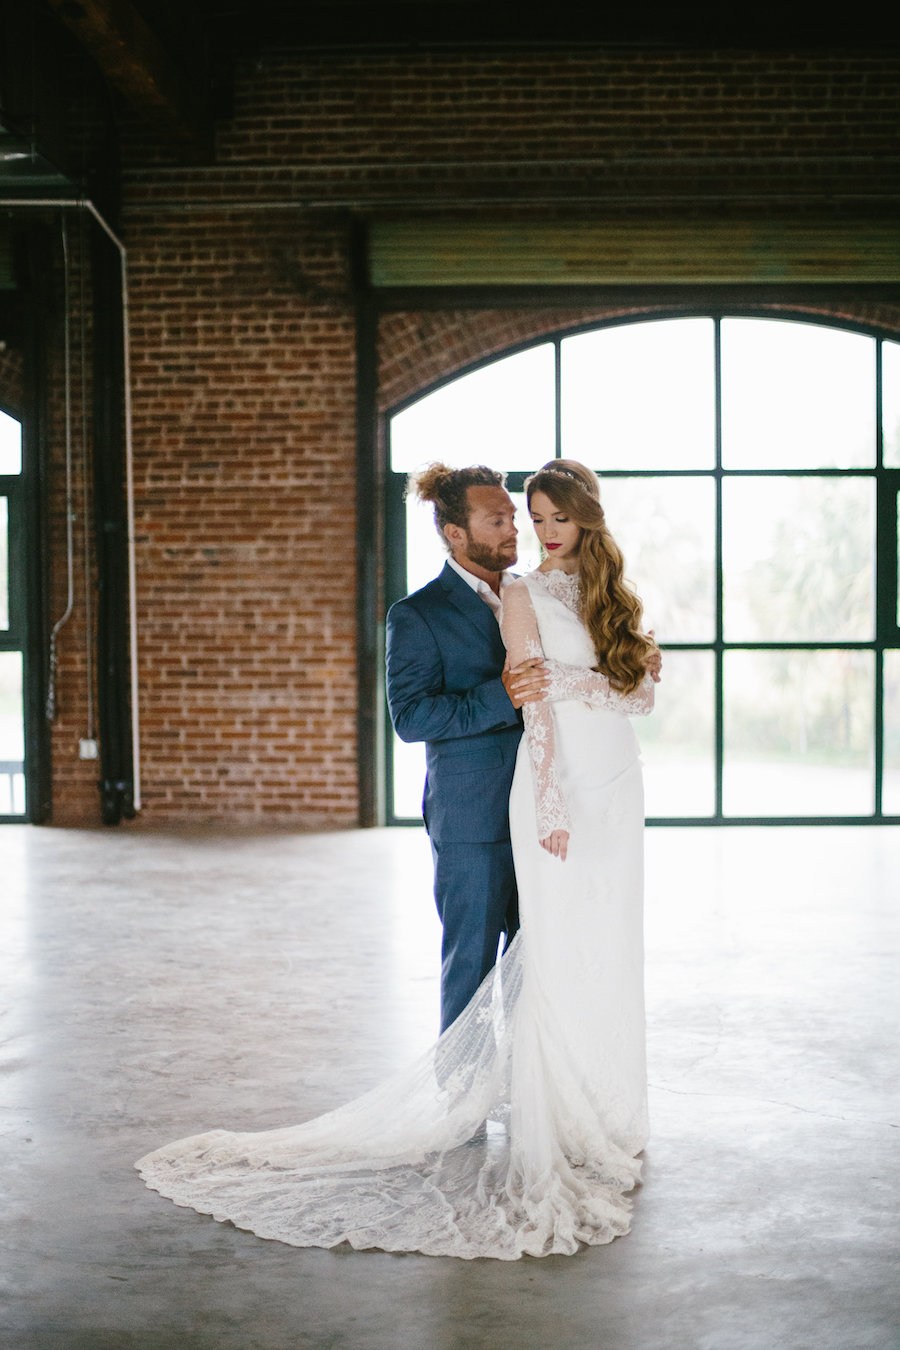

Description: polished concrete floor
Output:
[1,823,898,1350]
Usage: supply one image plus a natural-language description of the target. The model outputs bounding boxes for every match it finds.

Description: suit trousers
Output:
[430,837,519,1032]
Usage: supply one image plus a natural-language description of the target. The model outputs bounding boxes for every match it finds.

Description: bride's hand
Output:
[540,830,569,861]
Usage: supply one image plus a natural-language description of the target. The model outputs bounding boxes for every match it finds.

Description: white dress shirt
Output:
[447,556,516,621]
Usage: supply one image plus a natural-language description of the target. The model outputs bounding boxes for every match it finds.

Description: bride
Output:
[136,459,658,1260]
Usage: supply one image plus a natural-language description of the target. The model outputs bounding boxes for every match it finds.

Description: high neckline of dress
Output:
[534,568,580,592]
[532,569,581,608]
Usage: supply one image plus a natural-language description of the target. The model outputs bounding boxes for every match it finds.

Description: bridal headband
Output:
[540,467,585,485]
[533,465,597,496]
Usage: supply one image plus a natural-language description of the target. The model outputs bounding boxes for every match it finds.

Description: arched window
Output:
[385,314,900,825]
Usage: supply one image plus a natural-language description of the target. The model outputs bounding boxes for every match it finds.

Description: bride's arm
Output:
[500,580,571,847]
[544,659,656,715]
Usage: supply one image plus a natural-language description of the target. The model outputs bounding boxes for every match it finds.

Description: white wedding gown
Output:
[136,569,654,1259]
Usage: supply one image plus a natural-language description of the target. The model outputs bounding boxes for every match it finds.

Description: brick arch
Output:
[0,345,24,414]
[377,298,900,415]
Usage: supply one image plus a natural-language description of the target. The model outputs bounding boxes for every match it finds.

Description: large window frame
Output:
[383,310,900,827]
[0,404,29,821]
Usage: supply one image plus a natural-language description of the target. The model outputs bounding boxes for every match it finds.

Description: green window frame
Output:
[384,312,900,826]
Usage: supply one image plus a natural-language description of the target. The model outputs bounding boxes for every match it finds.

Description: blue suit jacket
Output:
[385,562,522,844]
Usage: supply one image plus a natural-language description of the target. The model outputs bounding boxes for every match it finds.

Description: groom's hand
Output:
[645,631,662,684]
[502,656,549,709]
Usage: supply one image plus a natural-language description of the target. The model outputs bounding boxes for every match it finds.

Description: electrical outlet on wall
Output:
[79,739,99,760]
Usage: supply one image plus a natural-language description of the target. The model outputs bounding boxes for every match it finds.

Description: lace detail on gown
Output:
[544,659,655,716]
[137,566,651,1261]
[534,566,582,614]
[500,573,654,837]
[530,570,655,717]
[137,934,642,1259]
[500,579,569,837]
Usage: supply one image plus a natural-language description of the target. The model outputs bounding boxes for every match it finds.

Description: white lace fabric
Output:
[137,566,651,1260]
[136,934,642,1259]
[500,571,654,838]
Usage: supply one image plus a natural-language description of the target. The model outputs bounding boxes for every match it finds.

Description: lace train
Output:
[136,932,642,1260]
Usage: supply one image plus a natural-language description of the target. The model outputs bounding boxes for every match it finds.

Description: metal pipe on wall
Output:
[2,197,141,812]
[45,215,75,723]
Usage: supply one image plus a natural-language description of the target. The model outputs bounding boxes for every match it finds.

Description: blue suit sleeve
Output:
[386,601,519,744]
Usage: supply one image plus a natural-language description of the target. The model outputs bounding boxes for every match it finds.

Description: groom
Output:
[385,463,545,1032]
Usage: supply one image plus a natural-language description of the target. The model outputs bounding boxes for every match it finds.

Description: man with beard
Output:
[386,462,546,1032]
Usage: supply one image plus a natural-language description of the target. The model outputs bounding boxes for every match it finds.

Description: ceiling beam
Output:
[244,0,900,51]
[45,0,212,161]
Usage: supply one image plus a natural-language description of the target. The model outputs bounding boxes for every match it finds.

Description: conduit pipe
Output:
[3,196,141,811]
[46,215,75,723]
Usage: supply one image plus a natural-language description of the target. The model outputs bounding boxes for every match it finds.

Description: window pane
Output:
[403,489,447,595]
[723,477,875,642]
[884,340,900,469]
[508,492,543,579]
[0,650,25,816]
[638,650,715,818]
[723,650,874,816]
[0,497,7,630]
[884,651,900,815]
[561,318,715,469]
[721,319,876,469]
[599,477,715,642]
[392,732,425,820]
[0,410,22,475]
[390,345,555,473]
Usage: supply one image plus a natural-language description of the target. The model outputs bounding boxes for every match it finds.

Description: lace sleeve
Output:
[545,660,655,716]
[500,580,570,838]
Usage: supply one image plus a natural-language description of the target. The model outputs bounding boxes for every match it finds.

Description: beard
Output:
[464,534,517,572]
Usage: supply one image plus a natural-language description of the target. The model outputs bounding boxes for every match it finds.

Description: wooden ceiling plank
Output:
[45,0,211,157]
[369,220,900,286]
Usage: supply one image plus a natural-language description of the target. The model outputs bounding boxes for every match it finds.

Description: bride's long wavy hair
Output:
[525,460,655,694]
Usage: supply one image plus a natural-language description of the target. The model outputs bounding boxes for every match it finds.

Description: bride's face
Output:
[529,491,581,565]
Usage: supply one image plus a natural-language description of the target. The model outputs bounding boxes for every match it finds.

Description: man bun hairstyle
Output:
[407,461,507,542]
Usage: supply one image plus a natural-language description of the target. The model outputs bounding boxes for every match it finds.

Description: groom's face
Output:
[458,486,519,573]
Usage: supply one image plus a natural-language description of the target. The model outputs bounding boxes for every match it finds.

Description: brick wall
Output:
[34,40,900,824]
[124,213,359,824]
[126,47,900,214]
[0,347,23,409]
